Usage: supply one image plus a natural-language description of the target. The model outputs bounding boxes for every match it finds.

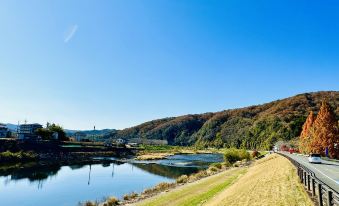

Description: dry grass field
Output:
[204,154,313,206]
[135,167,246,206]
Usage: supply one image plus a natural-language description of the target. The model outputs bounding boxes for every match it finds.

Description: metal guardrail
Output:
[278,152,339,206]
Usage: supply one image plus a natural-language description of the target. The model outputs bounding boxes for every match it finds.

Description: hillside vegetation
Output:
[111,91,339,150]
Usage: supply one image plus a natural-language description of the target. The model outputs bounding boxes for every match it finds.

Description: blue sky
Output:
[1,1,338,130]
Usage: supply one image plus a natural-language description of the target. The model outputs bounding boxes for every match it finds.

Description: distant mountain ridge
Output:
[111,91,339,149]
[64,129,116,136]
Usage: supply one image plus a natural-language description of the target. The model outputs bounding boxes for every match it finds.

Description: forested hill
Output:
[112,91,339,149]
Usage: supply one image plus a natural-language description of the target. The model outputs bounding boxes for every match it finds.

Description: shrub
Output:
[142,182,176,196]
[176,175,189,184]
[130,192,138,199]
[155,182,175,191]
[0,151,38,162]
[224,148,251,164]
[82,201,98,206]
[252,150,259,158]
[193,170,208,179]
[106,197,119,206]
[209,166,218,172]
[142,188,155,196]
[210,162,222,169]
[123,194,129,201]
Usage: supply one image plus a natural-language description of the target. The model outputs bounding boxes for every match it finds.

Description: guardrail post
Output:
[307,174,310,191]
[312,178,316,196]
[327,190,332,206]
[300,169,304,183]
[304,172,307,187]
[318,183,323,206]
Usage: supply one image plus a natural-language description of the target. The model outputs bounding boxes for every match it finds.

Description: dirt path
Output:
[204,154,313,206]
[135,167,247,206]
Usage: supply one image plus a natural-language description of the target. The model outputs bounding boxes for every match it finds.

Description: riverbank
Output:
[135,167,246,206]
[205,154,313,206]
[132,154,312,206]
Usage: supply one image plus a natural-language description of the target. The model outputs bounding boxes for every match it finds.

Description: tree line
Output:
[35,123,68,141]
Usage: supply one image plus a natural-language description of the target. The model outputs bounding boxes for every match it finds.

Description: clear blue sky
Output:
[1,1,338,130]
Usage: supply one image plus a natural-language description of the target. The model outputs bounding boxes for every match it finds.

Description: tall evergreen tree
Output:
[311,101,339,158]
[299,111,315,154]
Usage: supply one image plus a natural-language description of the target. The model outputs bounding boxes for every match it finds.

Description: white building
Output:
[18,123,43,140]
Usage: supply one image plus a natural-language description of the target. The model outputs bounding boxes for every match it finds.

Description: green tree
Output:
[35,128,53,140]
[48,124,68,141]
[213,132,224,149]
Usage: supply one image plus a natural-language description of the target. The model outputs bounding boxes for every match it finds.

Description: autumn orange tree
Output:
[310,101,339,158]
[299,111,315,154]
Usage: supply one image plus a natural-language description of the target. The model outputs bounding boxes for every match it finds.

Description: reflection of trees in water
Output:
[0,163,60,181]
[0,163,61,189]
[0,159,124,188]
[69,164,87,170]
[0,159,199,190]
[132,163,199,179]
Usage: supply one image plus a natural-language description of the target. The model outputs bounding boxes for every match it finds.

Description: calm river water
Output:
[0,153,223,206]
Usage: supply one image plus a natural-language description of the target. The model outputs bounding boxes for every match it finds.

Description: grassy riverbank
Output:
[204,154,313,206]
[134,154,312,206]
[136,168,247,206]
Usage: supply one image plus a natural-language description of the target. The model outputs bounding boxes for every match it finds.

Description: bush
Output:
[210,162,222,169]
[176,175,189,184]
[189,170,208,182]
[252,150,260,158]
[105,197,119,206]
[142,182,176,196]
[123,194,129,201]
[224,148,251,164]
[209,166,218,172]
[123,192,138,201]
[0,151,38,162]
[155,182,175,191]
[82,201,98,206]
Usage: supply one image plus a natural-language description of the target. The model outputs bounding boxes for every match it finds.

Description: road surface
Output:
[281,152,339,192]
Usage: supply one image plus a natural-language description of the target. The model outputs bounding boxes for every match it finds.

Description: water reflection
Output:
[0,154,223,206]
[132,163,199,178]
[0,161,200,188]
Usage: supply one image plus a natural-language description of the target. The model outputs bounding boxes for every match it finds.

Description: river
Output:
[0,153,223,206]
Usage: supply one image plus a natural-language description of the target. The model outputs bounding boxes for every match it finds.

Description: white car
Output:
[308,153,322,164]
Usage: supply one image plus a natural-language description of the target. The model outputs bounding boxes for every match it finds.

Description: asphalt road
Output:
[281,152,339,192]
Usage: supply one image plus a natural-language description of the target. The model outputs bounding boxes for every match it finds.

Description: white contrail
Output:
[64,24,78,43]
